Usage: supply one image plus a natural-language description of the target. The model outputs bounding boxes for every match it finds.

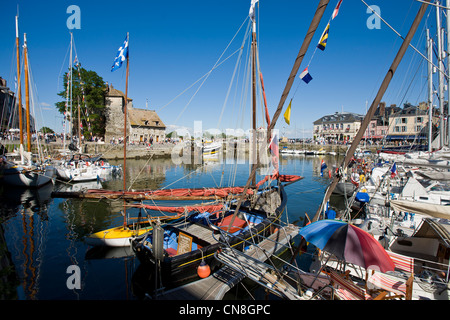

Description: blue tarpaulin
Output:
[355,192,370,203]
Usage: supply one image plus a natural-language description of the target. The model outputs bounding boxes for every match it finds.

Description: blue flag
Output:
[111,34,129,72]
[300,67,313,84]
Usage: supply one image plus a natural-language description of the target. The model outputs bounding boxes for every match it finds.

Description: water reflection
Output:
[0,155,344,300]
[0,183,53,299]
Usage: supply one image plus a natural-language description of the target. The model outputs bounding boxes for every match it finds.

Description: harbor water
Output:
[0,153,344,300]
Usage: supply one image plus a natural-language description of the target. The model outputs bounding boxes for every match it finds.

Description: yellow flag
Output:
[284,100,292,125]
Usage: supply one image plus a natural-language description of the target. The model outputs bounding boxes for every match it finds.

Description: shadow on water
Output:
[0,155,339,300]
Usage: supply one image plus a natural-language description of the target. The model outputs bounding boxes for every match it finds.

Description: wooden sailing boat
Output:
[129,1,303,293]
[1,17,54,188]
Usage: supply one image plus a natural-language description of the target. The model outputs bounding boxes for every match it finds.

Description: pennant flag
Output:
[284,99,292,125]
[320,160,327,176]
[111,34,129,72]
[332,0,343,20]
[300,67,313,84]
[317,23,330,51]
[390,162,397,178]
[249,0,259,21]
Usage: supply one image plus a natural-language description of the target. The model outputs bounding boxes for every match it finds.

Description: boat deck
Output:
[157,224,299,300]
[178,222,219,244]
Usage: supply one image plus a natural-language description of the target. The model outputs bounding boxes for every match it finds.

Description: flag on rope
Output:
[332,0,343,20]
[284,99,292,125]
[317,23,330,51]
[299,67,313,84]
[390,162,397,178]
[111,34,129,72]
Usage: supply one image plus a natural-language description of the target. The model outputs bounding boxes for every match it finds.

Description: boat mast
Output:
[78,95,81,151]
[427,28,433,152]
[251,5,257,187]
[23,33,31,153]
[69,32,73,146]
[123,32,130,227]
[447,0,450,146]
[436,2,445,147]
[15,14,23,146]
[312,1,431,222]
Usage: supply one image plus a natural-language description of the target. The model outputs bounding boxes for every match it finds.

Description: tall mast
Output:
[427,29,434,152]
[437,2,445,147]
[23,33,31,153]
[15,15,23,146]
[123,32,130,227]
[447,0,450,146]
[78,95,81,151]
[69,32,73,143]
[251,9,257,187]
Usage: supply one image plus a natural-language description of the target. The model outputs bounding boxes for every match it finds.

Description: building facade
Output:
[104,84,166,144]
[313,111,364,143]
[387,105,429,141]
[312,102,438,144]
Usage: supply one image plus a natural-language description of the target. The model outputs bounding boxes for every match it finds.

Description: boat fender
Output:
[197,260,211,278]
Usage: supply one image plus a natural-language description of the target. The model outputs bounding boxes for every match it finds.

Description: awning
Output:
[386,135,427,140]
[390,199,450,220]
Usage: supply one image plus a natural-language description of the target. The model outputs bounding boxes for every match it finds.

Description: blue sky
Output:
[0,1,439,138]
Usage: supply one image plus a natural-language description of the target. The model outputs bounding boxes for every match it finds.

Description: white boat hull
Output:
[56,166,99,182]
[2,165,54,188]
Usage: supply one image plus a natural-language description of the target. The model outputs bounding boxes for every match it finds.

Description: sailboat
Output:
[129,0,304,292]
[1,16,54,188]
[53,33,119,183]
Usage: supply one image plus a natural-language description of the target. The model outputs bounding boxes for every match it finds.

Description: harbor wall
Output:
[1,140,383,160]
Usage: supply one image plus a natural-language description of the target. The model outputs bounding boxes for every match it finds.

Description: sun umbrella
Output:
[299,219,395,273]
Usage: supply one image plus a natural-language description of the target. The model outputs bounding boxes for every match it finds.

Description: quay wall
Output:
[1,141,385,160]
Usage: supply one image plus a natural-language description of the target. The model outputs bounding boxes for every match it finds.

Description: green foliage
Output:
[56,67,107,138]
[40,126,54,134]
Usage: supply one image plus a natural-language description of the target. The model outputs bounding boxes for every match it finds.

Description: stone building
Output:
[313,111,364,143]
[104,84,166,144]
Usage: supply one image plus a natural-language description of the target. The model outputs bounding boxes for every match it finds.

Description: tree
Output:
[56,66,107,139]
[40,127,54,134]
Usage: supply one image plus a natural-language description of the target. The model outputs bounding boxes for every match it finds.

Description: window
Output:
[401,118,407,124]
[401,126,407,132]
[394,126,400,132]
[416,117,423,123]
[416,125,422,132]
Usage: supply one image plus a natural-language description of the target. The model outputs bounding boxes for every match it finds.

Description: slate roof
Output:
[313,112,364,125]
